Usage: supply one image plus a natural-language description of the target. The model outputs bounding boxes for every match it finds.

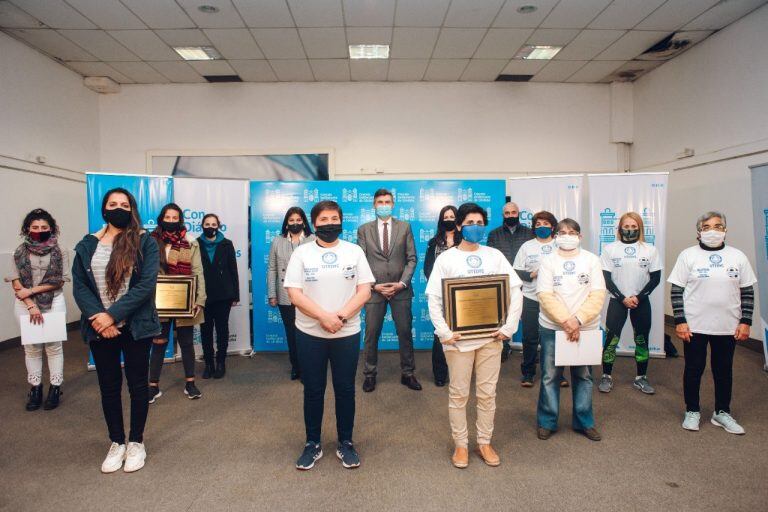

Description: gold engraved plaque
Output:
[155,275,197,318]
[442,274,510,339]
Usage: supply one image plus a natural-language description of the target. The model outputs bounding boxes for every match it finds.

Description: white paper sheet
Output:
[20,312,67,345]
[555,330,603,366]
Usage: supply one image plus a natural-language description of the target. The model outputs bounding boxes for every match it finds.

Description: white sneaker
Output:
[101,442,126,473]
[711,411,746,435]
[123,442,146,473]
[682,411,701,431]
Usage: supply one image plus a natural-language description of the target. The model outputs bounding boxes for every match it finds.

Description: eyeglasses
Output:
[700,224,725,232]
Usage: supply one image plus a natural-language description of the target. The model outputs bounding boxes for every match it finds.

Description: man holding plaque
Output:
[426,203,523,469]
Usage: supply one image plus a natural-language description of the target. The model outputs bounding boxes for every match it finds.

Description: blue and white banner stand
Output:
[750,164,768,371]
[587,172,668,357]
[250,180,505,352]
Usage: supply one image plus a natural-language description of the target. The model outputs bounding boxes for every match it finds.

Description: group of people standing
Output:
[7,186,756,473]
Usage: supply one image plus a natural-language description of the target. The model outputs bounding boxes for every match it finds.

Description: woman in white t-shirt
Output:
[426,202,523,469]
[668,211,756,435]
[284,200,375,471]
[536,218,606,442]
[598,212,662,395]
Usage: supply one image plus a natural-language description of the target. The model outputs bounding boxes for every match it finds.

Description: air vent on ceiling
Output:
[203,75,243,83]
[495,74,533,82]
[637,32,697,61]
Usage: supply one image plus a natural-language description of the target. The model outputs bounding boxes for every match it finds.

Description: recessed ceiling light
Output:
[514,45,562,60]
[349,44,390,59]
[173,46,222,61]
[517,5,538,14]
[198,5,220,14]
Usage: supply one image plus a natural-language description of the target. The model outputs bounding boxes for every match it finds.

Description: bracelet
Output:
[27,305,35,311]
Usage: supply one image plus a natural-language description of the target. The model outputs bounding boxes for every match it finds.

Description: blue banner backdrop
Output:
[250,180,507,352]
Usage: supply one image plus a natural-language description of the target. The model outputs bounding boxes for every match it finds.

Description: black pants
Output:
[432,335,448,382]
[296,330,359,443]
[150,321,196,382]
[363,299,415,377]
[201,300,231,366]
[521,297,540,379]
[602,298,652,376]
[89,332,151,444]
[684,333,736,413]
[278,304,300,373]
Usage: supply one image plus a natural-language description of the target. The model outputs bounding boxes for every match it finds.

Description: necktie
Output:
[383,222,389,254]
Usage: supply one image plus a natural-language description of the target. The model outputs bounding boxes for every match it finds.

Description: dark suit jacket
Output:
[357,218,417,303]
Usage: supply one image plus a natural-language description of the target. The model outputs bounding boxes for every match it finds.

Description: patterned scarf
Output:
[13,235,64,312]
[153,228,192,275]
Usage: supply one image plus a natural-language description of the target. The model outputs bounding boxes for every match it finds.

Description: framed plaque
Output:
[442,274,510,339]
[156,275,197,318]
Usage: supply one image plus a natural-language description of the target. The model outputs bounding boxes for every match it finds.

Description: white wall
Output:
[632,3,768,338]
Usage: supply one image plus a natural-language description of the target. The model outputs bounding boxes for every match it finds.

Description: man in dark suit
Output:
[357,189,421,392]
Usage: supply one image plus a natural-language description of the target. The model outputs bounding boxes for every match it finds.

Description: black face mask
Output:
[160,220,181,232]
[203,227,217,238]
[287,223,304,234]
[440,219,456,231]
[315,224,342,243]
[620,229,640,243]
[104,208,131,229]
[504,216,519,227]
[29,231,52,243]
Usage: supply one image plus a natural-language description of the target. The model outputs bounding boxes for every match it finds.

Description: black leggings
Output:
[278,305,300,373]
[201,300,231,366]
[684,334,736,413]
[602,298,651,376]
[432,335,448,382]
[150,321,196,382]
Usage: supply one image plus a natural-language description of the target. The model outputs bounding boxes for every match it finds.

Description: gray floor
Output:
[1,331,767,512]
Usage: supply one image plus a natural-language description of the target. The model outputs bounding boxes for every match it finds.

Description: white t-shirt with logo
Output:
[536,249,606,331]
[513,238,556,301]
[426,245,523,352]
[283,240,375,339]
[600,241,662,297]
[667,245,757,335]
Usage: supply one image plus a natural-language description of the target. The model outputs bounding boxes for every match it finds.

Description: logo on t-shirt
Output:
[542,245,553,254]
[322,252,338,265]
[638,257,650,269]
[726,266,739,279]
[709,254,723,267]
[466,255,482,268]
[624,246,636,257]
[563,261,576,274]
[577,273,590,285]
[342,264,357,280]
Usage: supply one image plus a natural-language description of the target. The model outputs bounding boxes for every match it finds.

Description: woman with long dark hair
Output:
[268,206,314,380]
[6,208,68,411]
[72,188,160,473]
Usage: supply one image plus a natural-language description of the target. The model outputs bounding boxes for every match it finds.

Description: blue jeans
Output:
[536,327,595,431]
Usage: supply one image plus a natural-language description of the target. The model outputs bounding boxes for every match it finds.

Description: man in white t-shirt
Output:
[426,202,522,469]
[668,211,756,435]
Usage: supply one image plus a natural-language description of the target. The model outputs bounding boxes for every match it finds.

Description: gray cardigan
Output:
[267,233,315,305]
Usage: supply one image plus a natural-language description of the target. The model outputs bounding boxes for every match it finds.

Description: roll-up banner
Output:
[749,164,768,371]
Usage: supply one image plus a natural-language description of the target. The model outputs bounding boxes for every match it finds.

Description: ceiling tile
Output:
[148,60,206,82]
[530,60,586,81]
[390,27,439,58]
[540,0,612,29]
[108,30,180,60]
[0,1,44,28]
[460,58,507,81]
[387,58,428,80]
[233,0,294,28]
[65,61,133,82]
[251,28,305,58]
[204,28,265,59]
[7,28,97,60]
[526,28,580,46]
[176,0,245,28]
[287,0,343,27]
[59,29,140,61]
[9,0,96,29]
[298,27,347,58]
[350,59,388,80]
[500,59,548,75]
[187,59,236,75]
[346,27,391,45]
[595,30,669,60]
[109,61,170,83]
[269,58,314,80]
[155,29,211,46]
[554,29,625,60]
[423,58,468,81]
[309,58,350,80]
[432,28,486,58]
[588,0,666,29]
[565,59,624,82]
[229,59,278,81]
[635,0,720,31]
[444,0,505,28]
[474,28,532,59]
[493,0,559,28]
[394,0,450,27]
[66,0,146,29]
[683,0,767,30]
[120,0,195,29]
[343,0,395,27]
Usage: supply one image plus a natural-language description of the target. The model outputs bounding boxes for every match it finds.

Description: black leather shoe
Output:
[501,343,511,363]
[362,376,376,393]
[43,385,62,410]
[213,360,226,379]
[202,363,214,379]
[290,368,301,381]
[401,375,422,391]
[26,384,43,411]
[434,379,447,387]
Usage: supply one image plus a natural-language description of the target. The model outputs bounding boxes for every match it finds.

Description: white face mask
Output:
[700,230,725,248]
[556,234,580,251]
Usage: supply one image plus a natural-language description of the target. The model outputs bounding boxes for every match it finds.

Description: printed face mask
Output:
[461,224,486,244]
[620,228,639,242]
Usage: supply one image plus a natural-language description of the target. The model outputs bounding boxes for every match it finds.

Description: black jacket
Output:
[198,237,240,303]
[486,224,534,264]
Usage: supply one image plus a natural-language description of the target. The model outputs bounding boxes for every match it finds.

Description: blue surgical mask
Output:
[375,205,392,219]
[534,226,552,239]
[461,224,485,244]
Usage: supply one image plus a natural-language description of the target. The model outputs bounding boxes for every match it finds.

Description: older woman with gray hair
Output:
[668,211,756,435]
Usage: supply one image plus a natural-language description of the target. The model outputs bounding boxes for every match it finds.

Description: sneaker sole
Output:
[598,385,612,393]
[682,423,700,432]
[296,450,323,470]
[710,418,745,435]
[336,450,360,469]
[148,390,162,404]
[123,459,145,473]
[633,382,655,395]
[101,463,123,474]
[183,390,202,400]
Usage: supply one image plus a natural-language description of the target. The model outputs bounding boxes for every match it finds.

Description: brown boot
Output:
[451,447,469,469]
[475,444,501,466]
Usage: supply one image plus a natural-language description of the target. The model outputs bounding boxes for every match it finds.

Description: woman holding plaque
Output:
[536,219,606,442]
[72,188,160,473]
[426,202,523,469]
[148,203,206,402]
[268,206,314,380]
[6,208,69,411]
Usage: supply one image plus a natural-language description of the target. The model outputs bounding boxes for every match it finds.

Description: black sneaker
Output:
[295,442,322,470]
[148,386,162,404]
[336,441,360,469]
[184,382,202,399]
